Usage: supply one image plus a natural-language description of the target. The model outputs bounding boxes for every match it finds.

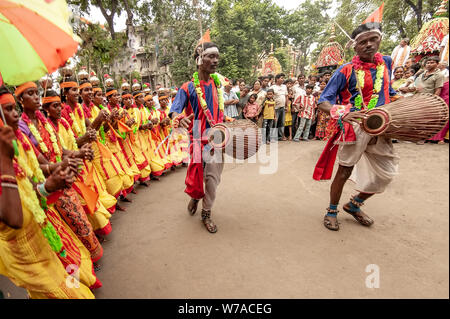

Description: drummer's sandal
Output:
[201,210,217,233]
[188,198,199,216]
[343,196,374,227]
[323,207,340,231]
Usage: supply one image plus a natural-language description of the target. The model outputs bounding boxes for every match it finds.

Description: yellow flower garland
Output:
[15,138,46,224]
[69,112,82,137]
[44,122,62,162]
[27,122,49,154]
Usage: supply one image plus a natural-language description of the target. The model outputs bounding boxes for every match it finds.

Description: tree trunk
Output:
[95,0,118,39]
[405,0,423,31]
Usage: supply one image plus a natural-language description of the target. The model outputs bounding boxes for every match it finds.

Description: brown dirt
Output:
[94,140,449,299]
[1,140,448,298]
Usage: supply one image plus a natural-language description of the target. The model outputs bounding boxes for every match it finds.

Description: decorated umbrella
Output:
[315,24,345,74]
[0,0,81,85]
[410,0,449,62]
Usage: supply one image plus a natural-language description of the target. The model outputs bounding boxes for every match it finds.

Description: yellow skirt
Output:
[0,210,94,299]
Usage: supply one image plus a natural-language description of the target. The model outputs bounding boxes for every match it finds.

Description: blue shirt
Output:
[318,55,397,111]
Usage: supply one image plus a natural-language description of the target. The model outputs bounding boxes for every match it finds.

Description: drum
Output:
[361,93,449,142]
[208,119,262,160]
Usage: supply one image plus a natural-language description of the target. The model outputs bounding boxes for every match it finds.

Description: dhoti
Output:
[338,122,400,194]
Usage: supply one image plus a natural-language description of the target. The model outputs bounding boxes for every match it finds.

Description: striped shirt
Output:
[295,94,317,119]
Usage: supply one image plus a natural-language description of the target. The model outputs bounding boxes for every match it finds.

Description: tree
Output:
[68,0,140,39]
[283,0,332,74]
[211,0,286,82]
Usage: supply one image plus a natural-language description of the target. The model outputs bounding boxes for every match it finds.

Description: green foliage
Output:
[75,23,126,73]
[68,0,447,86]
[211,0,286,82]
[282,0,331,74]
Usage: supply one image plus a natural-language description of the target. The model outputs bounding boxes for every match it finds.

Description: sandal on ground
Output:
[343,198,374,227]
[323,208,339,231]
[201,210,217,233]
[188,198,200,215]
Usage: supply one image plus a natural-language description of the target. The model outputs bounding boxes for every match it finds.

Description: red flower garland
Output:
[82,102,93,120]
[351,52,384,70]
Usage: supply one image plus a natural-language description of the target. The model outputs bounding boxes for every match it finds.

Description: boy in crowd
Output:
[293,84,316,142]
[261,76,270,92]
[262,89,276,144]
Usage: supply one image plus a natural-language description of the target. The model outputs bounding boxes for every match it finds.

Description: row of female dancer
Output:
[0,77,189,298]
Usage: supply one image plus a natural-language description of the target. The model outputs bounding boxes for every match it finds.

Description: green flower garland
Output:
[354,64,385,110]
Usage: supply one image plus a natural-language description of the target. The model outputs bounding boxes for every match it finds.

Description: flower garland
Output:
[14,130,66,257]
[21,112,49,154]
[82,102,93,120]
[35,111,62,163]
[352,53,385,110]
[59,118,79,151]
[96,104,107,144]
[192,72,225,126]
[75,103,87,136]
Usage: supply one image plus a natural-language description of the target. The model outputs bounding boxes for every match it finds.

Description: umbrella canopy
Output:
[0,0,81,85]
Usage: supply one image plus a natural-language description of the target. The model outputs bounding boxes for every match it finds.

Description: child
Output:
[284,88,294,140]
[293,84,317,142]
[262,89,276,144]
[243,93,260,123]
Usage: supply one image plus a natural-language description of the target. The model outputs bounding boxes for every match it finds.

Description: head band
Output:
[60,81,78,89]
[93,87,103,93]
[144,95,154,102]
[122,94,132,99]
[354,29,382,42]
[158,95,169,100]
[15,82,37,97]
[133,92,143,98]
[42,96,61,104]
[106,89,118,97]
[0,93,16,105]
[79,82,92,90]
[196,46,219,66]
[202,47,219,56]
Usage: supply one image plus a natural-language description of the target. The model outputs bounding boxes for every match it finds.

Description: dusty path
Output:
[1,140,448,298]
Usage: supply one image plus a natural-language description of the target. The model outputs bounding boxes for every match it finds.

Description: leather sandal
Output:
[343,197,374,227]
[323,207,339,231]
[188,198,200,215]
[201,210,217,233]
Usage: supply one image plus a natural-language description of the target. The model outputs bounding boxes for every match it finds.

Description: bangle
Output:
[46,164,51,176]
[37,182,50,197]
[1,182,18,189]
[330,104,351,120]
[0,174,16,180]
[0,175,17,184]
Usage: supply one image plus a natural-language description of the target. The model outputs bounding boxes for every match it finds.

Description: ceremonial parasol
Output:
[0,0,81,85]
[410,0,449,60]
[315,24,345,73]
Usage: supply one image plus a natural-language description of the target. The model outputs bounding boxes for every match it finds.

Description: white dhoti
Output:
[338,123,400,194]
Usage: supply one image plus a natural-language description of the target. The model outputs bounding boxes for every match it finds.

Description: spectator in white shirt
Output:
[270,73,288,140]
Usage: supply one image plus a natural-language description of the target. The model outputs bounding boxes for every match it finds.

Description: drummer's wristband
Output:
[330,104,351,120]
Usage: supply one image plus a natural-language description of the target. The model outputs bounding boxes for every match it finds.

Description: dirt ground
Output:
[1,140,448,298]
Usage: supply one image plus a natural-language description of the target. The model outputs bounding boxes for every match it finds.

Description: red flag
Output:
[363,2,384,24]
[197,29,211,46]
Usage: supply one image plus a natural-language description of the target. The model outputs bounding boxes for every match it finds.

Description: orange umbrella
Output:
[0,0,81,85]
